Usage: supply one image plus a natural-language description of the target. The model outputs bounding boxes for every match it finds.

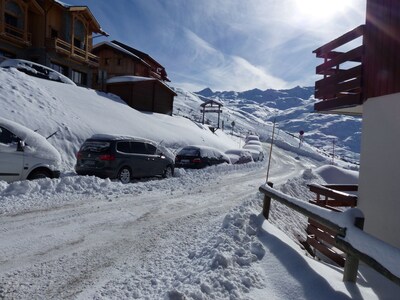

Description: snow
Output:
[0,116,61,163]
[0,67,399,299]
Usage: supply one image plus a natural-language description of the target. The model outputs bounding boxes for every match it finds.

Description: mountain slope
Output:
[194,86,361,162]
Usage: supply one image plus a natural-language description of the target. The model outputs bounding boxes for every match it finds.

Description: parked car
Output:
[0,59,76,85]
[243,144,264,161]
[75,134,174,183]
[225,149,254,164]
[245,140,262,146]
[0,117,61,182]
[245,134,260,143]
[175,145,230,169]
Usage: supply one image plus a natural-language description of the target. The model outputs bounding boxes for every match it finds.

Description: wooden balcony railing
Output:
[46,38,99,67]
[1,24,31,46]
[313,25,365,114]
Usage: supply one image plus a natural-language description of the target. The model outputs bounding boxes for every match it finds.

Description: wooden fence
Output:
[259,182,400,285]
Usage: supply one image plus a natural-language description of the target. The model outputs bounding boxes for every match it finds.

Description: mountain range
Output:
[176,86,362,163]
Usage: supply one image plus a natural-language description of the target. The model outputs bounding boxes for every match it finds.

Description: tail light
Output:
[99,154,115,161]
[192,158,202,163]
[76,151,82,159]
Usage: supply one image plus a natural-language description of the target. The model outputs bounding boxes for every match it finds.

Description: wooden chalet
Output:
[313,0,400,248]
[91,41,152,91]
[106,76,176,116]
[93,40,175,115]
[0,0,107,86]
[111,40,170,82]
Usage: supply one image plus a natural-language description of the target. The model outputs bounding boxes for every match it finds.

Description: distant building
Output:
[92,40,175,115]
[0,0,107,86]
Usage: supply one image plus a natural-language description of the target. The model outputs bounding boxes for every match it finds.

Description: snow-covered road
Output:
[0,147,320,299]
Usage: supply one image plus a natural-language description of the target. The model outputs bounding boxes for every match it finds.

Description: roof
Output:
[106,76,177,96]
[53,1,108,36]
[111,40,164,69]
[200,99,224,107]
[92,42,150,67]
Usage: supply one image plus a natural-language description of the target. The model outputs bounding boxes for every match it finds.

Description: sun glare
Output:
[294,0,351,21]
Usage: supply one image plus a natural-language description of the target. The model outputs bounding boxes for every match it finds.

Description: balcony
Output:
[0,24,31,47]
[46,38,99,67]
[313,25,365,116]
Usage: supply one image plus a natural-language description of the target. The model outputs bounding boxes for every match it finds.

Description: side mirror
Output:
[17,140,25,152]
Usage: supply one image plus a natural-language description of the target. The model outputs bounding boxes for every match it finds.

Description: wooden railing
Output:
[313,25,365,113]
[306,184,358,267]
[1,24,31,45]
[46,38,99,66]
[259,183,400,286]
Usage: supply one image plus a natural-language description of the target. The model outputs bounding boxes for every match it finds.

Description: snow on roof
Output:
[89,133,155,144]
[93,42,149,67]
[107,76,177,95]
[106,76,154,84]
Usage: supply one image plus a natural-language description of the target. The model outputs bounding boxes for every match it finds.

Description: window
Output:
[5,1,23,29]
[104,58,110,65]
[72,69,87,86]
[0,127,19,145]
[50,62,68,76]
[116,141,131,153]
[131,142,156,154]
[73,19,86,50]
[51,29,58,38]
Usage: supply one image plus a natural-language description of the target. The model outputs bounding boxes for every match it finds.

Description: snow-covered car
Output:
[75,134,174,183]
[175,145,230,169]
[0,59,76,85]
[0,117,61,182]
[245,140,262,146]
[245,134,260,143]
[243,144,264,161]
[225,149,254,164]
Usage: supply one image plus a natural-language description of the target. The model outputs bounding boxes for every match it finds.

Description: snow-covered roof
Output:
[0,117,61,163]
[107,76,176,95]
[106,76,154,84]
[93,42,150,67]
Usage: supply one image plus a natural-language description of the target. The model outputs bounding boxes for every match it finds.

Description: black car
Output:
[175,145,230,169]
[75,134,174,183]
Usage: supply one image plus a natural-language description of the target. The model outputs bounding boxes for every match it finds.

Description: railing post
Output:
[343,217,365,282]
[262,182,274,219]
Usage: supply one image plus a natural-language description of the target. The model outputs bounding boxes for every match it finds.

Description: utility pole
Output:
[266,119,276,183]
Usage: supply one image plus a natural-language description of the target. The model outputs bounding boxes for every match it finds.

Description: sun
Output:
[294,0,351,21]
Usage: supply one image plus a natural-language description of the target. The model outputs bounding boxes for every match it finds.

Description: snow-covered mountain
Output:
[193,86,362,163]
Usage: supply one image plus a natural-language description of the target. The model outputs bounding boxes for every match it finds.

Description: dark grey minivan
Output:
[75,134,174,183]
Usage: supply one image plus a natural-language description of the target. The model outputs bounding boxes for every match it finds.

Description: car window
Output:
[117,141,131,153]
[145,143,157,155]
[131,142,156,154]
[179,148,199,156]
[0,126,19,145]
[81,141,110,152]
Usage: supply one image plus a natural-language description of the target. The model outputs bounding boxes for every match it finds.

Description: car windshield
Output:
[178,148,199,156]
[81,141,110,152]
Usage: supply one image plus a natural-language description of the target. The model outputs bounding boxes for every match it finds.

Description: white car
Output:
[245,134,260,143]
[0,117,61,182]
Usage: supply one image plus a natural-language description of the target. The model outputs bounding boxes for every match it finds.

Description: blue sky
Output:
[67,0,366,92]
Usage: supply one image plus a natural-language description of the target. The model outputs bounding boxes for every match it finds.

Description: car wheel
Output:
[28,169,51,180]
[163,166,173,178]
[118,167,131,184]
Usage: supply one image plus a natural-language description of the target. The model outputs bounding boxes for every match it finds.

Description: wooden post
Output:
[343,217,364,282]
[262,182,274,219]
